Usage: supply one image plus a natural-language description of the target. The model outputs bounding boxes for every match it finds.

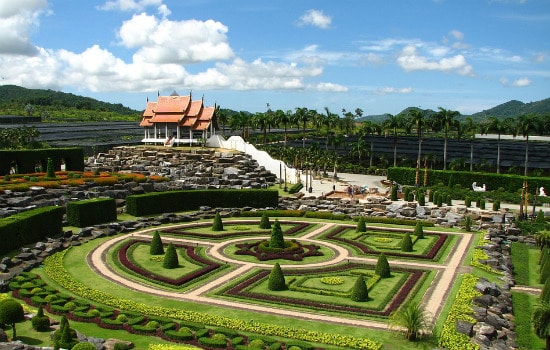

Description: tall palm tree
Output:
[229,111,251,140]
[293,107,310,149]
[407,109,427,186]
[252,112,270,144]
[323,107,338,151]
[359,121,382,167]
[484,116,514,174]
[461,116,478,172]
[517,114,540,177]
[382,113,403,167]
[275,109,291,146]
[434,107,460,170]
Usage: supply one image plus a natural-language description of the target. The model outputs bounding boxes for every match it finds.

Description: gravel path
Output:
[88,221,475,330]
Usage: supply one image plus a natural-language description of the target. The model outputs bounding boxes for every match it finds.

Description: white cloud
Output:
[512,77,532,86]
[397,45,474,76]
[499,76,532,87]
[298,9,332,29]
[0,0,48,55]
[377,87,413,95]
[97,0,163,12]
[533,53,545,63]
[315,82,348,92]
[118,13,234,64]
[449,30,464,41]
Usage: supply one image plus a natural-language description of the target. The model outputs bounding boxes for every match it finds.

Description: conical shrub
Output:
[163,243,179,269]
[375,253,391,278]
[150,231,164,255]
[414,221,424,239]
[351,275,369,302]
[212,212,224,231]
[259,212,271,229]
[391,185,398,201]
[401,233,413,252]
[356,216,366,233]
[269,219,285,249]
[268,263,287,291]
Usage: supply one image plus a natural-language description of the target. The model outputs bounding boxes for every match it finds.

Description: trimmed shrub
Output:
[212,212,224,231]
[163,243,179,269]
[31,305,50,331]
[417,189,425,206]
[479,199,486,210]
[493,200,501,211]
[66,197,117,227]
[113,343,130,350]
[391,185,398,201]
[46,158,55,178]
[375,253,391,278]
[269,220,285,249]
[150,231,164,255]
[541,259,550,284]
[356,216,366,233]
[541,278,550,304]
[446,194,452,206]
[464,196,471,207]
[268,263,287,291]
[259,213,271,229]
[401,233,413,252]
[537,209,546,224]
[351,275,369,302]
[414,221,424,239]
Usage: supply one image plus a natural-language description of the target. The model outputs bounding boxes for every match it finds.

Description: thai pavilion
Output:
[139,91,218,146]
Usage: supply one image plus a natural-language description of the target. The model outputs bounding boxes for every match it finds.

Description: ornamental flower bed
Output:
[222,263,424,317]
[234,240,323,261]
[326,226,448,260]
[118,239,222,287]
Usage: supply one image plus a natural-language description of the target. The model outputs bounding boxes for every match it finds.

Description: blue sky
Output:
[0,0,549,116]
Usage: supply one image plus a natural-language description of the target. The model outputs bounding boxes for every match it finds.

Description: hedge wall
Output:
[126,189,278,217]
[0,148,84,175]
[0,206,64,255]
[66,197,117,227]
[387,166,550,193]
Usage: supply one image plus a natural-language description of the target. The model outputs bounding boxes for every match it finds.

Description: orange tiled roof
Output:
[142,101,157,117]
[139,116,154,127]
[150,113,184,123]
[188,100,203,117]
[155,95,190,113]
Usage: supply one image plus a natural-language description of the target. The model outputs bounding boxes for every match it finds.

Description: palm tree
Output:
[293,107,310,149]
[407,109,428,187]
[215,105,228,136]
[382,113,404,167]
[484,116,513,174]
[359,121,382,167]
[229,111,251,140]
[517,114,540,177]
[389,301,433,341]
[533,303,550,350]
[275,109,291,146]
[434,107,460,170]
[461,116,478,172]
[349,137,368,163]
[252,112,269,144]
[323,107,338,151]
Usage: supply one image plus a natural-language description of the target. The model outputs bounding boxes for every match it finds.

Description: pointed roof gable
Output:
[155,95,190,113]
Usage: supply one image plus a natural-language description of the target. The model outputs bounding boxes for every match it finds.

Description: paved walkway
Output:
[87,221,475,331]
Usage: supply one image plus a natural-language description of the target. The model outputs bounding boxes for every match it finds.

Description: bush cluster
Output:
[66,197,117,227]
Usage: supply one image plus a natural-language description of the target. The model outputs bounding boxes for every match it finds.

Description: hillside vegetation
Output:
[0,85,141,121]
[472,98,550,119]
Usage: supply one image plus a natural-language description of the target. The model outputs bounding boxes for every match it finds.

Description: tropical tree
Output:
[461,116,478,172]
[407,109,428,186]
[433,107,460,170]
[215,105,229,136]
[484,116,510,174]
[382,113,404,167]
[229,111,252,140]
[252,112,270,144]
[294,107,310,149]
[275,109,291,145]
[517,114,540,176]
[323,107,339,151]
[389,301,433,341]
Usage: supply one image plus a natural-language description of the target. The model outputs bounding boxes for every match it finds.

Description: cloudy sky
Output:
[1,0,548,116]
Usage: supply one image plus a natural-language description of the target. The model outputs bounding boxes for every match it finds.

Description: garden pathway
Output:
[88,220,475,331]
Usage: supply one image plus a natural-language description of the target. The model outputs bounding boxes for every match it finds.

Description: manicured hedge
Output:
[387,166,550,193]
[66,197,117,227]
[0,205,64,255]
[126,189,278,216]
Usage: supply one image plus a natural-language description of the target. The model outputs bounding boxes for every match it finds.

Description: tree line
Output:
[217,106,550,177]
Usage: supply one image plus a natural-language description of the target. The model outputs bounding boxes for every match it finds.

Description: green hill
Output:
[472,97,550,119]
[0,85,140,121]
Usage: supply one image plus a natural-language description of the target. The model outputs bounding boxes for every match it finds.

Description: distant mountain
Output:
[472,97,550,119]
[358,97,550,123]
[0,85,139,115]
